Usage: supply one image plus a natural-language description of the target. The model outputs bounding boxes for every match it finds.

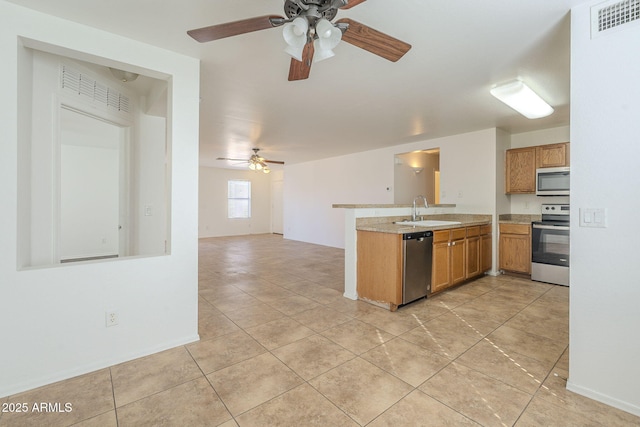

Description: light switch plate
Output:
[580,208,607,228]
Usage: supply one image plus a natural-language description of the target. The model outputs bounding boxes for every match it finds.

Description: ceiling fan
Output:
[217,148,285,174]
[187,0,411,81]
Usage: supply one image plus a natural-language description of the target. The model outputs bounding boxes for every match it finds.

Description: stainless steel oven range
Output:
[531,204,570,286]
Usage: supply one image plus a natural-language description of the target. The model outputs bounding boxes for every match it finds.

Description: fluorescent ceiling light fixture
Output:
[490,80,554,119]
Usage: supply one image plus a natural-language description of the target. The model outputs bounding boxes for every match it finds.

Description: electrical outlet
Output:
[105,311,119,327]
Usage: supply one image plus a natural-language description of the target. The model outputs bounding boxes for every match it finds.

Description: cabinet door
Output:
[537,143,569,168]
[499,234,531,274]
[450,238,466,285]
[466,236,481,279]
[432,241,450,293]
[481,233,492,272]
[505,147,536,194]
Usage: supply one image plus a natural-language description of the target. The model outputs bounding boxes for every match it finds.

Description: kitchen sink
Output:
[395,220,462,227]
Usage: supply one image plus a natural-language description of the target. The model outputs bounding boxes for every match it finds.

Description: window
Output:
[228,180,251,219]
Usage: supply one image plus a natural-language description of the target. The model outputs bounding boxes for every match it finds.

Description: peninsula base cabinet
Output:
[499,223,531,274]
[357,230,403,310]
[357,224,494,310]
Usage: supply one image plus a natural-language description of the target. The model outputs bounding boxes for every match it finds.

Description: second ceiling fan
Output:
[187,0,411,81]
[217,148,284,174]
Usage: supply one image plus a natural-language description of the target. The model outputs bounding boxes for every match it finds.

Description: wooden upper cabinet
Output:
[505,146,536,194]
[537,142,570,168]
[505,142,570,194]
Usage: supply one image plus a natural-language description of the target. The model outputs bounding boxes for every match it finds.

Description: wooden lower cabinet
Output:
[481,224,493,272]
[450,235,466,285]
[466,226,481,279]
[499,223,531,274]
[357,230,402,307]
[432,228,467,293]
[357,223,494,307]
[432,236,451,293]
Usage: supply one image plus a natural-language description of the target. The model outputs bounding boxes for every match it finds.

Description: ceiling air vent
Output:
[592,0,640,37]
[61,65,131,114]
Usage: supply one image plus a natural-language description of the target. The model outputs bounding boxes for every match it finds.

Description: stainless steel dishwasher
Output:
[402,231,433,304]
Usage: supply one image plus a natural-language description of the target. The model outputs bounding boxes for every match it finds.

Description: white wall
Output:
[0,1,200,397]
[394,151,439,205]
[568,3,640,415]
[509,126,571,214]
[284,128,499,248]
[199,166,274,238]
[134,106,169,256]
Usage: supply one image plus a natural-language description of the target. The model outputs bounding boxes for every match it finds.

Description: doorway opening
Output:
[58,107,130,262]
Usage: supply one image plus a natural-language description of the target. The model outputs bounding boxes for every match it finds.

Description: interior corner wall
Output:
[495,128,511,217]
[283,128,499,249]
[569,2,640,416]
[198,166,273,238]
[0,1,200,398]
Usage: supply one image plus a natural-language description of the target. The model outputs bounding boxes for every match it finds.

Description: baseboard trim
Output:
[567,379,640,417]
[343,291,358,301]
[0,334,200,399]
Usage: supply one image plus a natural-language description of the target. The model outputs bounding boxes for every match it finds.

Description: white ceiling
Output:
[9,0,586,167]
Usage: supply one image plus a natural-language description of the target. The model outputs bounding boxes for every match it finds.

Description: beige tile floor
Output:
[2,234,639,426]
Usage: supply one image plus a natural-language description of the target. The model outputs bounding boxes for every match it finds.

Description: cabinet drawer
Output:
[499,223,530,235]
[433,230,450,244]
[480,224,492,235]
[450,228,466,241]
[466,226,480,238]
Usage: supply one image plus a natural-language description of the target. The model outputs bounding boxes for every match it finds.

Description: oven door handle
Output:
[532,224,570,231]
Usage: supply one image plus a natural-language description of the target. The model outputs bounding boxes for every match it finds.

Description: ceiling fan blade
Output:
[288,42,315,81]
[340,0,367,9]
[217,157,248,162]
[335,18,411,62]
[264,159,285,165]
[188,15,285,42]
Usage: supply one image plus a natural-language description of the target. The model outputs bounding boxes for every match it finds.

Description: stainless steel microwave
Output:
[536,167,570,196]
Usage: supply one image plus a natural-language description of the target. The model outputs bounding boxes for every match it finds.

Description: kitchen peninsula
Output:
[334,204,496,311]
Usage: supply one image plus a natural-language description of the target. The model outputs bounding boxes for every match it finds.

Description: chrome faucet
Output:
[412,195,428,221]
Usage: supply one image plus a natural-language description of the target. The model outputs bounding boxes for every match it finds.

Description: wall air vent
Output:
[592,0,640,37]
[61,65,131,114]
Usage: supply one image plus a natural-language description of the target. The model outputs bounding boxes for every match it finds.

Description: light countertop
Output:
[356,214,492,234]
[333,203,456,209]
[498,214,541,224]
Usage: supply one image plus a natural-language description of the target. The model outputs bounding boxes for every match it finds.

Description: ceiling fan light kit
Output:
[283,17,309,48]
[490,80,554,119]
[187,0,411,81]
